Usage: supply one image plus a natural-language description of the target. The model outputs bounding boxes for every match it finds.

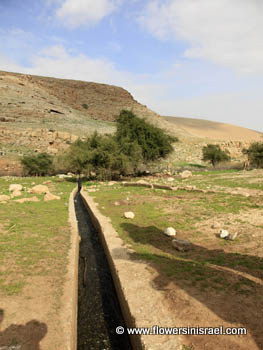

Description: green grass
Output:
[88,180,263,296]
[0,177,75,296]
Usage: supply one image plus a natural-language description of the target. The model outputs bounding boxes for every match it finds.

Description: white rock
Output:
[167,177,174,182]
[124,211,135,219]
[9,184,23,192]
[164,227,177,237]
[114,201,120,206]
[229,232,238,241]
[220,229,229,239]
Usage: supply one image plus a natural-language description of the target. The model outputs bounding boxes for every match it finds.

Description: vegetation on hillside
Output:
[242,142,263,168]
[202,144,231,166]
[21,153,54,176]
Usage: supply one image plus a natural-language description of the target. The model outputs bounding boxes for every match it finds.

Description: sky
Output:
[0,0,263,132]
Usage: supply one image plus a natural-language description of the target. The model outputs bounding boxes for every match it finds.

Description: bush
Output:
[242,142,263,168]
[202,144,231,166]
[21,153,53,176]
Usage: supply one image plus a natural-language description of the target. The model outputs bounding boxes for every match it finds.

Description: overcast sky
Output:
[1,0,263,131]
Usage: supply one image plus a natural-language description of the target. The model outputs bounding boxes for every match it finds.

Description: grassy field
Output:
[0,177,75,296]
[87,171,263,349]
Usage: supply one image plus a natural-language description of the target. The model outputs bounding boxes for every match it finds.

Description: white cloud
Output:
[56,0,120,28]
[140,0,263,74]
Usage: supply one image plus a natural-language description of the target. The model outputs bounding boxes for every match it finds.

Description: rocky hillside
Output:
[0,70,262,175]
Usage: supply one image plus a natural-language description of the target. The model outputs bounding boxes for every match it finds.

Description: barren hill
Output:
[0,70,262,175]
[164,116,262,142]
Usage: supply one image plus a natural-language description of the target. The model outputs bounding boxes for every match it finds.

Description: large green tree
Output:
[116,110,177,162]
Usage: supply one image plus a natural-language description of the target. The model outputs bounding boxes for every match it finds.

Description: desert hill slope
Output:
[0,70,262,174]
[164,116,262,142]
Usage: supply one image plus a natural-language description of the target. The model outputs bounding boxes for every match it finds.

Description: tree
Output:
[65,110,178,179]
[242,142,263,168]
[21,153,53,176]
[202,144,231,166]
[116,110,177,162]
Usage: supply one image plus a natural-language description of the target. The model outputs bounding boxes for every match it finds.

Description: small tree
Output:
[202,144,230,166]
[21,153,53,176]
[242,142,263,168]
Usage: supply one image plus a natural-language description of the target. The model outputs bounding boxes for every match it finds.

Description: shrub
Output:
[21,153,53,176]
[82,103,89,109]
[202,144,231,166]
[242,142,263,168]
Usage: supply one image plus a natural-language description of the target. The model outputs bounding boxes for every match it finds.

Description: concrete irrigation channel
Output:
[74,192,132,350]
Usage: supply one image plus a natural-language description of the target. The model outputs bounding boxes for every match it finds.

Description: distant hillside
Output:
[163,116,263,141]
[0,70,261,175]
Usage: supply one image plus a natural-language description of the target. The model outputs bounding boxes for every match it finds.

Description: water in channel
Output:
[74,192,132,350]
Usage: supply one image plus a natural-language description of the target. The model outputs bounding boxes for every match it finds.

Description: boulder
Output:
[172,238,192,252]
[9,184,23,192]
[11,190,22,198]
[164,227,177,237]
[44,193,60,201]
[124,211,135,219]
[180,171,192,179]
[30,185,49,194]
[0,195,10,202]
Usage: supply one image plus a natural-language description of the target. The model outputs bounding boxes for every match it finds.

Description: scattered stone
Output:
[164,227,176,237]
[220,229,229,239]
[126,197,130,201]
[172,238,191,252]
[211,222,221,229]
[167,177,174,182]
[44,193,60,201]
[9,184,23,192]
[11,190,22,198]
[108,181,116,186]
[87,188,97,192]
[114,201,120,206]
[124,211,135,219]
[228,232,238,241]
[0,195,10,202]
[15,196,40,203]
[30,184,49,194]
[180,170,192,179]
